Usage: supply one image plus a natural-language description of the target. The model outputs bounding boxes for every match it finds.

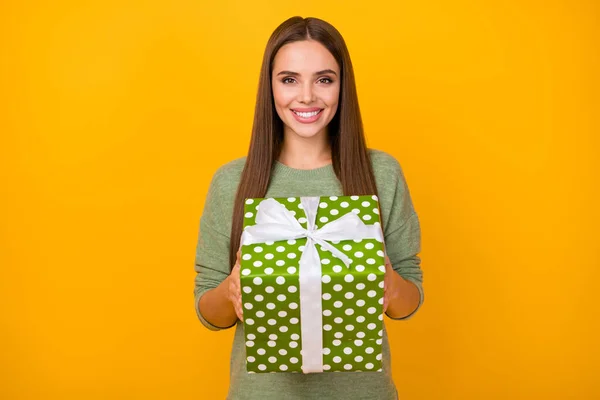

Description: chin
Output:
[290,125,325,138]
[284,115,333,139]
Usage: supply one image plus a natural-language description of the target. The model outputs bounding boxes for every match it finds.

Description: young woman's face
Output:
[271,40,341,140]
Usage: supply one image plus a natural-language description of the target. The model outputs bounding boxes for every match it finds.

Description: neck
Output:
[278,127,332,170]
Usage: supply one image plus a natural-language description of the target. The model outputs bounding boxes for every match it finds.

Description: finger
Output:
[232,297,240,318]
[234,299,242,318]
[229,282,236,299]
[230,281,240,300]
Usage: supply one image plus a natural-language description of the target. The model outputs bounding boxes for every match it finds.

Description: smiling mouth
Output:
[291,109,323,118]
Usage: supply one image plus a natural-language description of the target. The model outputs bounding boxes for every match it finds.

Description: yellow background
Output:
[1,1,598,399]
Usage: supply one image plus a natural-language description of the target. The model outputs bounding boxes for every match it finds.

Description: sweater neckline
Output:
[272,160,337,181]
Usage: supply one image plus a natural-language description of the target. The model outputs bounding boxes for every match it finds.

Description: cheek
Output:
[323,86,340,109]
[272,84,294,109]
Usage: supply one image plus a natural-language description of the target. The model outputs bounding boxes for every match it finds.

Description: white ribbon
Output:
[241,196,383,373]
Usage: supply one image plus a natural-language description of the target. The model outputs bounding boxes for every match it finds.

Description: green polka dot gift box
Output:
[240,195,386,374]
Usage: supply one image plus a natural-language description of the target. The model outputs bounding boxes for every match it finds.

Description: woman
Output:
[194,16,423,400]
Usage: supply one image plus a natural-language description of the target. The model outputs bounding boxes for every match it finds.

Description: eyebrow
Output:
[276,69,338,77]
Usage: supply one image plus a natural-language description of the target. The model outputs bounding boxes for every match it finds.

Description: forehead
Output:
[272,40,339,74]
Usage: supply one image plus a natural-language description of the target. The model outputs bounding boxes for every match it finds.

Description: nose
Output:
[298,82,315,104]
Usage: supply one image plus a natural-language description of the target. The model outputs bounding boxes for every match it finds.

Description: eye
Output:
[318,77,333,84]
[282,77,296,84]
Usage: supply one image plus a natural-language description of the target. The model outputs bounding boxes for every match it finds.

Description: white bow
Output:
[241,197,383,373]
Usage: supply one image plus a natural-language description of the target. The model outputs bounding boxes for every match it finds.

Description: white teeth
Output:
[293,110,321,118]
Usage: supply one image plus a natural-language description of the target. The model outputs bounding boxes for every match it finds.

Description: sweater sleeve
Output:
[193,168,237,331]
[383,160,424,321]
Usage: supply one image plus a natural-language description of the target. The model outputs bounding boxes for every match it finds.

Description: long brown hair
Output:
[228,16,379,270]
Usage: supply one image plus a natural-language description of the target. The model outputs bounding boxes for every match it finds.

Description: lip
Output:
[291,107,322,112]
[290,108,324,124]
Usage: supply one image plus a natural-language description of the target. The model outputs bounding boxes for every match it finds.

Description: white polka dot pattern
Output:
[240,195,385,373]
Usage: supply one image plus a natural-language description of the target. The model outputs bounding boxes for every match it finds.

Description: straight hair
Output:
[228,16,379,269]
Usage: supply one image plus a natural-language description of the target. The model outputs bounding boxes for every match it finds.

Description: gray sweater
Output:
[194,149,424,400]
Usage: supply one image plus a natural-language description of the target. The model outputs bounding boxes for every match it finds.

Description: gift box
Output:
[239,195,386,374]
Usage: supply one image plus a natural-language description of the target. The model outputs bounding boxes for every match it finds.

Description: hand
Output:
[383,255,400,313]
[225,249,244,322]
